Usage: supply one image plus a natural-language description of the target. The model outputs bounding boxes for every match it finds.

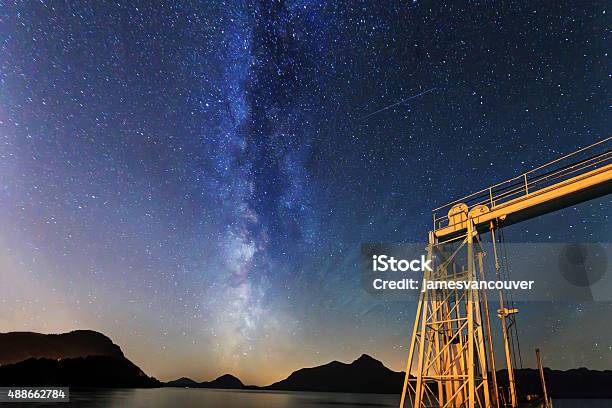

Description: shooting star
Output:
[358,87,436,121]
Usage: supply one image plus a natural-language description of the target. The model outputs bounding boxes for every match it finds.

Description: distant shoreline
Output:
[2,331,611,399]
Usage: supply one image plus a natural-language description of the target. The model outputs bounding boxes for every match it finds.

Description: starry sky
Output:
[0,1,610,384]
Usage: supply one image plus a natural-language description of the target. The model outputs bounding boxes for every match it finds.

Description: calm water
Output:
[9,388,612,408]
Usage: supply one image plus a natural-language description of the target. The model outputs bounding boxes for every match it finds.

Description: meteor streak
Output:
[359,87,436,120]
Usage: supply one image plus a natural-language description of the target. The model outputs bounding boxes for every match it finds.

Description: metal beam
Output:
[434,164,612,240]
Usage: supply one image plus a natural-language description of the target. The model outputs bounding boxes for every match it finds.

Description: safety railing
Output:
[432,137,612,232]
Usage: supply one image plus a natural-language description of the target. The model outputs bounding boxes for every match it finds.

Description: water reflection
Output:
[11,388,612,408]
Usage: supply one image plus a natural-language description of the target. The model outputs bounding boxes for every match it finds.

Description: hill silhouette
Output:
[166,374,245,389]
[264,354,612,398]
[499,367,612,399]
[2,330,611,397]
[165,377,199,387]
[167,354,612,398]
[266,354,404,393]
[0,330,159,387]
[0,330,124,365]
[166,354,405,393]
[0,356,160,387]
[201,374,244,389]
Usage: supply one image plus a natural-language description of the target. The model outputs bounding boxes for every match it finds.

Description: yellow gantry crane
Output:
[399,137,612,408]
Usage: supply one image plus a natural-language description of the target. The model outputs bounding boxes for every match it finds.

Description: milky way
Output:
[0,1,610,383]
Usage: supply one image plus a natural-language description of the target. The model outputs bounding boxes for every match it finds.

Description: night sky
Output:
[1,1,610,384]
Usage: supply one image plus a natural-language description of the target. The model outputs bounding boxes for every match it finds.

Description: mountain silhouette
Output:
[166,354,612,398]
[0,330,159,387]
[165,377,199,387]
[0,330,124,365]
[0,356,160,387]
[3,330,611,397]
[165,374,244,389]
[202,374,244,388]
[164,354,403,393]
[499,367,612,399]
[266,354,405,394]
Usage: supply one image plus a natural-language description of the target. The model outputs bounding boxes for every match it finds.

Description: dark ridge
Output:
[200,374,244,389]
[165,374,244,389]
[499,367,612,399]
[0,356,160,387]
[165,377,199,387]
[263,354,612,398]
[3,330,611,398]
[0,330,124,365]
[266,354,404,394]
[0,330,158,388]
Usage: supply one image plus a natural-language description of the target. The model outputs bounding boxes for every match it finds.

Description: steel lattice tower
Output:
[400,221,496,408]
[398,138,612,408]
